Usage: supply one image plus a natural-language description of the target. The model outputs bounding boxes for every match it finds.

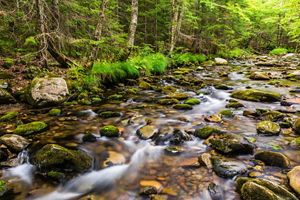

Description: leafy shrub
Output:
[170,53,206,66]
[218,48,250,58]
[269,48,288,55]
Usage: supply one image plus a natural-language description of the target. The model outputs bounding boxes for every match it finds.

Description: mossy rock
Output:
[212,157,247,178]
[226,101,244,108]
[231,89,281,102]
[260,111,284,122]
[173,104,193,110]
[108,94,123,100]
[208,133,255,154]
[48,108,61,116]
[126,88,139,94]
[184,98,201,105]
[32,144,92,172]
[291,137,300,147]
[219,109,234,118]
[47,171,65,181]
[194,126,222,139]
[0,111,18,122]
[99,111,121,118]
[249,72,270,80]
[14,121,48,136]
[0,88,16,104]
[256,121,280,136]
[236,177,298,200]
[139,81,153,90]
[293,118,300,134]
[214,84,232,90]
[100,125,120,137]
[254,151,290,168]
[161,85,177,94]
[158,98,179,105]
[166,93,190,100]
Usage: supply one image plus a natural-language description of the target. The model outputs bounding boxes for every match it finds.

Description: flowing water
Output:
[1,55,300,200]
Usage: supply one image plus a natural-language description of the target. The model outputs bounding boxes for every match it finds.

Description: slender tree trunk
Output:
[36,0,48,66]
[170,0,179,53]
[90,0,108,60]
[128,0,138,49]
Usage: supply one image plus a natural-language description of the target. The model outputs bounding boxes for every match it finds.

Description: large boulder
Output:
[32,144,92,172]
[287,166,300,195]
[27,77,69,107]
[0,88,16,104]
[208,133,255,154]
[236,177,298,200]
[254,151,290,168]
[0,134,29,152]
[256,121,280,136]
[231,89,281,102]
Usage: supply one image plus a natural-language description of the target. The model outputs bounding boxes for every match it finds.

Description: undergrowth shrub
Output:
[269,48,288,55]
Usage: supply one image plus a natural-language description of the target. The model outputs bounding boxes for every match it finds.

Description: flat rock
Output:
[0,134,29,152]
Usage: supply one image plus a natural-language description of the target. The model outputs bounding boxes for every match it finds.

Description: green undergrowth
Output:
[217,48,251,58]
[269,48,288,55]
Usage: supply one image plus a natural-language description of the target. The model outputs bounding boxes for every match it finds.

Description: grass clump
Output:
[269,48,288,55]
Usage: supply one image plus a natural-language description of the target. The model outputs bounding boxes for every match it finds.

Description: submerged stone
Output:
[256,121,280,135]
[14,121,48,136]
[32,144,92,172]
[102,151,126,168]
[212,157,247,178]
[231,89,281,102]
[100,125,120,137]
[287,166,300,195]
[254,151,290,168]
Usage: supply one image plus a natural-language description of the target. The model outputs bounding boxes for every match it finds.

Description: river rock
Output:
[194,126,222,139]
[212,157,247,178]
[158,98,179,105]
[0,111,18,122]
[27,77,69,107]
[287,166,300,195]
[0,134,29,152]
[173,104,193,110]
[249,72,270,80]
[254,151,290,168]
[208,133,255,154]
[231,89,281,102]
[100,125,120,137]
[14,121,48,136]
[256,121,280,135]
[260,111,284,122]
[293,118,300,134]
[215,58,228,65]
[137,125,158,140]
[236,177,298,200]
[0,88,16,104]
[102,151,126,168]
[32,144,92,172]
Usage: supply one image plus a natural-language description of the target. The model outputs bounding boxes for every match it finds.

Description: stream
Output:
[1,55,300,200]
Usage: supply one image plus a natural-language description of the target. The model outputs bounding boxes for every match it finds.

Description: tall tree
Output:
[169,0,180,53]
[128,0,139,49]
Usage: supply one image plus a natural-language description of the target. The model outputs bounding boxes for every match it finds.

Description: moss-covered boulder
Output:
[219,109,234,117]
[161,85,177,94]
[254,151,290,168]
[184,98,201,105]
[48,108,61,116]
[0,88,16,104]
[260,111,284,122]
[256,121,280,135]
[0,134,29,152]
[231,89,281,102]
[212,157,247,178]
[293,118,300,134]
[32,144,92,172]
[226,101,244,108]
[27,77,69,107]
[236,177,298,200]
[173,104,193,110]
[208,133,255,155]
[194,126,222,139]
[158,98,179,105]
[287,166,300,195]
[139,81,153,90]
[100,125,120,137]
[99,111,121,118]
[249,72,270,80]
[137,125,158,140]
[0,111,18,122]
[14,121,48,136]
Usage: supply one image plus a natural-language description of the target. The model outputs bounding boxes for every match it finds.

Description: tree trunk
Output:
[90,0,108,60]
[128,0,138,49]
[169,0,179,53]
[35,0,48,66]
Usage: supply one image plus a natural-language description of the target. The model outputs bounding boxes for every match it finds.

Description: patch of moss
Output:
[0,180,7,196]
[100,125,120,137]
[139,81,152,90]
[226,101,244,108]
[173,104,193,110]
[158,98,179,105]
[48,108,61,116]
[194,126,222,139]
[99,111,121,118]
[0,111,18,122]
[184,98,201,105]
[108,94,123,100]
[219,109,234,117]
[14,121,48,135]
[231,89,281,102]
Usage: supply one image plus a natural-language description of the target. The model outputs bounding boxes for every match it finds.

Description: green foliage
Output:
[24,36,38,47]
[170,53,206,66]
[269,48,288,55]
[218,48,251,58]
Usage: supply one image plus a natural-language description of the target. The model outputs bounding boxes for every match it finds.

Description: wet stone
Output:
[254,151,290,168]
[0,134,29,152]
[256,121,281,136]
[100,125,120,137]
[287,166,300,195]
[137,125,158,140]
[212,157,247,178]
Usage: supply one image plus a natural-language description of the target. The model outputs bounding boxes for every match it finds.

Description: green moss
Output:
[100,125,120,137]
[139,81,152,90]
[0,111,18,122]
[33,144,92,172]
[47,171,65,180]
[219,109,234,117]
[194,126,222,139]
[161,86,177,94]
[14,121,48,135]
[231,89,281,102]
[158,98,179,105]
[184,98,201,105]
[48,108,61,116]
[269,48,288,55]
[108,94,123,100]
[167,93,190,100]
[3,58,14,69]
[99,111,121,118]
[173,104,193,110]
[256,121,280,135]
[127,88,139,94]
[0,180,6,196]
